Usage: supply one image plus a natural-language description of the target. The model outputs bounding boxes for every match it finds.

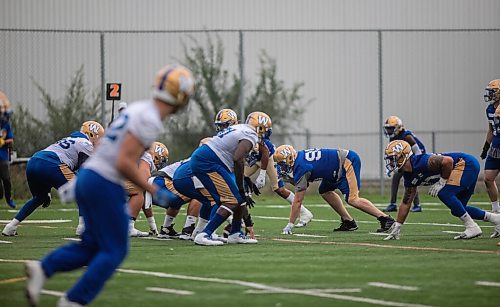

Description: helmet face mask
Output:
[484,79,500,104]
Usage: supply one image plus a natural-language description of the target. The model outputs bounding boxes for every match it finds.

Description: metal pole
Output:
[238,31,245,121]
[306,128,311,149]
[378,31,384,195]
[432,131,436,153]
[100,32,106,125]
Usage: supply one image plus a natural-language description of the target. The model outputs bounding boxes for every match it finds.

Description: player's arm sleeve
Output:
[295,172,311,192]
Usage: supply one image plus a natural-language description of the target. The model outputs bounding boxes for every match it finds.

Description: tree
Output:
[163,34,307,161]
[11,66,101,157]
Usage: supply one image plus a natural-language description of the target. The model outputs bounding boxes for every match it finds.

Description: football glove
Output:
[240,189,255,208]
[429,177,447,197]
[383,222,401,240]
[0,138,5,147]
[244,176,260,196]
[255,169,267,189]
[480,141,490,160]
[282,223,294,235]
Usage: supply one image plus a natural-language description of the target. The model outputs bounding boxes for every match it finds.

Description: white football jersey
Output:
[207,124,258,172]
[43,132,94,171]
[141,152,156,172]
[84,100,163,184]
[159,158,188,178]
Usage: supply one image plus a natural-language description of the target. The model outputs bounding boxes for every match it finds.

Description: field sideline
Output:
[0,193,499,306]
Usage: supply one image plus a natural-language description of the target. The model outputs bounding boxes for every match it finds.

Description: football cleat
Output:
[384,140,413,177]
[222,223,232,238]
[212,233,228,243]
[57,296,84,307]
[410,204,422,212]
[454,224,482,240]
[75,223,85,237]
[333,218,358,232]
[383,203,398,212]
[491,230,500,239]
[179,224,195,240]
[80,121,104,145]
[227,232,258,244]
[377,215,395,233]
[149,228,159,236]
[25,260,46,307]
[2,223,18,236]
[194,232,224,246]
[157,225,179,239]
[129,228,149,237]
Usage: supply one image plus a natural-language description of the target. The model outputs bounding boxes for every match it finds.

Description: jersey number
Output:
[217,127,235,138]
[57,138,75,149]
[304,149,322,161]
[106,114,129,141]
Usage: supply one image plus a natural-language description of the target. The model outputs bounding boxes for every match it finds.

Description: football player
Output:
[383,140,500,240]
[145,156,203,240]
[481,79,500,220]
[24,64,194,306]
[190,111,270,246]
[246,129,314,227]
[274,145,395,235]
[382,116,426,212]
[2,121,104,236]
[127,141,169,237]
[0,91,15,208]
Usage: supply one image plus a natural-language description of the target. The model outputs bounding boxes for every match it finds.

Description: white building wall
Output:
[1,0,499,178]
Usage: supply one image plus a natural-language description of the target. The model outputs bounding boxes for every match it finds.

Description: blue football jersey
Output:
[403,152,476,187]
[391,130,426,153]
[293,148,341,184]
[486,104,500,149]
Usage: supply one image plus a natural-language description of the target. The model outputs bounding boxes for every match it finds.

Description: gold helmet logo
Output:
[80,121,104,145]
[148,141,169,169]
[245,111,272,138]
[384,140,412,176]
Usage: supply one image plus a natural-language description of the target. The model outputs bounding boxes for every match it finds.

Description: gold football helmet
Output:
[384,140,413,176]
[152,64,195,108]
[80,121,104,145]
[273,144,297,175]
[245,111,272,139]
[383,116,404,138]
[484,79,500,103]
[148,141,169,169]
[214,108,238,131]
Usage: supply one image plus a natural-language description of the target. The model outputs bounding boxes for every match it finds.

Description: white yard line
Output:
[272,239,498,255]
[475,281,500,287]
[246,288,362,294]
[119,268,432,307]
[369,232,389,236]
[368,282,419,291]
[254,216,494,228]
[0,219,72,224]
[442,231,463,234]
[0,240,13,244]
[293,234,327,238]
[63,238,81,242]
[146,287,194,295]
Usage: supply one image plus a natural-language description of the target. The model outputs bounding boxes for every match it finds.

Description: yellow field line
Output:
[0,276,27,284]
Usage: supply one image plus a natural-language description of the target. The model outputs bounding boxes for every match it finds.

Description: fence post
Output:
[238,31,245,121]
[378,30,384,195]
[100,32,106,125]
[431,131,436,153]
[306,129,311,148]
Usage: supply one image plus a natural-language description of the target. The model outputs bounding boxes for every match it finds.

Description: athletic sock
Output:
[184,215,197,228]
[286,192,294,205]
[492,201,500,212]
[163,215,175,228]
[147,216,157,231]
[460,213,476,228]
[10,218,20,227]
